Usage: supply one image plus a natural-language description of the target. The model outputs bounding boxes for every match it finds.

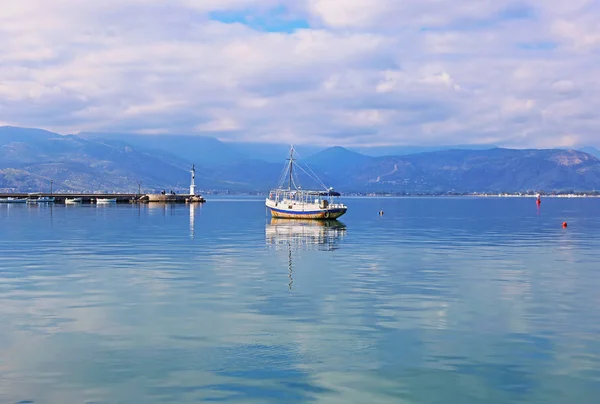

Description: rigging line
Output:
[289,170,296,189]
[291,148,329,191]
[284,147,303,191]
[288,145,294,189]
[275,161,285,185]
[291,165,302,190]
[303,163,329,190]
[293,159,303,188]
[293,163,329,191]
[285,145,303,190]
[276,159,290,188]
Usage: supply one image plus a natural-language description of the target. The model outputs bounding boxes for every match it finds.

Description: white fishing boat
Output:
[265,146,347,220]
[96,198,116,204]
[65,197,83,204]
[36,196,55,203]
[0,197,27,204]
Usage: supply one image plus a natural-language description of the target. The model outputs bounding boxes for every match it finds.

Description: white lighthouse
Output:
[190,164,196,196]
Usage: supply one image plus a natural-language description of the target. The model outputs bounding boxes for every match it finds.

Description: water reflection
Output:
[146,202,176,216]
[265,218,347,252]
[1,198,600,403]
[190,203,195,239]
[266,218,346,289]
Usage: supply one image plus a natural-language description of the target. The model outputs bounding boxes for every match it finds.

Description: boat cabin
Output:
[268,189,343,209]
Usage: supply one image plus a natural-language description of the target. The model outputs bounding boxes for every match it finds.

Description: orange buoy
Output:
[562,222,568,228]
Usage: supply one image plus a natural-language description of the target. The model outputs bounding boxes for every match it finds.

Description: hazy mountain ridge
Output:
[357,148,600,193]
[581,147,600,158]
[79,132,247,166]
[2,126,600,193]
[0,127,198,192]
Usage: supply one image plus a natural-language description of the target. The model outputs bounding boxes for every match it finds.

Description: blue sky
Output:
[0,0,599,148]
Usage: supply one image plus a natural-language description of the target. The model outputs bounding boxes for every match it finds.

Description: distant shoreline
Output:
[3,190,599,198]
[200,192,600,198]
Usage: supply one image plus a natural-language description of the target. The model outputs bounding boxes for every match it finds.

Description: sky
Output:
[0,0,599,148]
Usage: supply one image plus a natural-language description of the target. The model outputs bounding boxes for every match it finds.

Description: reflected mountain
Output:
[265,218,347,252]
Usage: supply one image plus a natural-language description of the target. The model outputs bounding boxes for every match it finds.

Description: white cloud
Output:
[502,98,536,115]
[0,0,599,147]
[419,70,460,91]
[308,0,382,28]
[196,117,240,132]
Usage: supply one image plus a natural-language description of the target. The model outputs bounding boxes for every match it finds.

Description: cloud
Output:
[0,0,599,147]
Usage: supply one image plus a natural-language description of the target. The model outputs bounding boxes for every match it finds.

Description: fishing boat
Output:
[0,197,27,204]
[36,196,55,203]
[265,146,347,220]
[96,198,116,204]
[65,197,83,204]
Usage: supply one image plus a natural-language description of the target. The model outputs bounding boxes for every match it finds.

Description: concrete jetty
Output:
[0,193,206,204]
[139,193,206,203]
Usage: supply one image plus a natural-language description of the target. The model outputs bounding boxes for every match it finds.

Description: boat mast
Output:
[288,145,294,190]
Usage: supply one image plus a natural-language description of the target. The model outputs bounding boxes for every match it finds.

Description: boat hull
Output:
[267,206,347,220]
[0,198,26,204]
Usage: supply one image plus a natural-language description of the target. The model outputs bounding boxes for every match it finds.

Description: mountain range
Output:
[1,126,600,194]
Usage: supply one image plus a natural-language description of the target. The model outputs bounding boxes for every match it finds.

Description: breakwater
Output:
[0,193,206,204]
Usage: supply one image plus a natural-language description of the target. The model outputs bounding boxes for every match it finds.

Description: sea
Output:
[1,196,599,403]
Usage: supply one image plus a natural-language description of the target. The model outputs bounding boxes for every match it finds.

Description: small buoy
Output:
[562,222,568,228]
[379,210,384,216]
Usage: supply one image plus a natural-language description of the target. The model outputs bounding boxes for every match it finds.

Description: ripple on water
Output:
[1,198,600,403]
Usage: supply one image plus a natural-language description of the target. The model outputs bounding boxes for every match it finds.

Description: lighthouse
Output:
[190,164,196,196]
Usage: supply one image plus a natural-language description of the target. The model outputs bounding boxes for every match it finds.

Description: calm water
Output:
[1,197,600,403]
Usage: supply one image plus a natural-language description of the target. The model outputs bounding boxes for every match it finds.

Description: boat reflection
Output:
[265,218,347,252]
[266,218,347,290]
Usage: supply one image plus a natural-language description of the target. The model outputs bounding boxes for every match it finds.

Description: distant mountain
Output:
[226,143,496,161]
[3,126,600,193]
[227,142,324,163]
[580,147,600,158]
[0,126,58,144]
[303,146,372,181]
[78,132,246,166]
[310,147,600,193]
[351,144,498,157]
[0,127,209,192]
[208,159,282,191]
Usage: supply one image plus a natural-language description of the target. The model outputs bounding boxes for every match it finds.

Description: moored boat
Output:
[96,198,117,204]
[26,193,41,203]
[36,196,55,203]
[65,197,83,204]
[265,146,347,220]
[0,197,27,204]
